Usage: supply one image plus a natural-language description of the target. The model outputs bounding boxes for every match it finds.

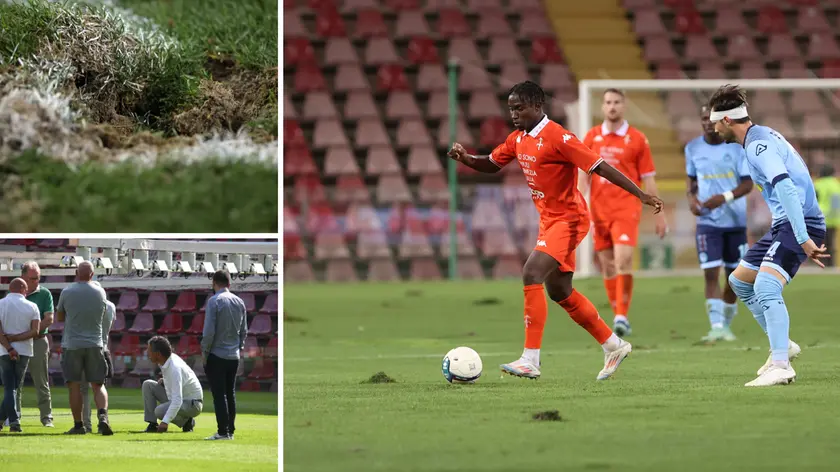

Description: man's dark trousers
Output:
[205,353,239,437]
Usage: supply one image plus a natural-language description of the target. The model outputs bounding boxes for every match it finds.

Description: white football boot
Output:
[500,358,541,379]
[756,340,801,376]
[596,341,632,380]
[745,364,796,387]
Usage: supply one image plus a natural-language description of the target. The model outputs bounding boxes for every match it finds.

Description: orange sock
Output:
[615,274,634,317]
[557,290,613,344]
[603,277,617,314]
[523,284,548,349]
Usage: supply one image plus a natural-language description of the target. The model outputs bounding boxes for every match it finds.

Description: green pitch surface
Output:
[0,387,278,471]
[285,275,840,472]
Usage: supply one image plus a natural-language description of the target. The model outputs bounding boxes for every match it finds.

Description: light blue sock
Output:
[728,273,767,333]
[754,272,789,363]
[723,302,738,327]
[705,298,724,329]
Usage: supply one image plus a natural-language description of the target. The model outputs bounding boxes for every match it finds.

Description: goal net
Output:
[569,78,840,278]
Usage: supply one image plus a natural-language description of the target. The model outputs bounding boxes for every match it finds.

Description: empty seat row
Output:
[287,0,548,14]
[643,33,840,64]
[634,6,837,37]
[113,291,278,315]
[285,256,525,282]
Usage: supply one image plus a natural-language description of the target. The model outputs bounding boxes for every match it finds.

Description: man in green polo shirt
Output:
[815,164,840,267]
[21,262,55,427]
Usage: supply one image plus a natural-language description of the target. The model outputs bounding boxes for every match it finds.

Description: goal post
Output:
[570,78,840,278]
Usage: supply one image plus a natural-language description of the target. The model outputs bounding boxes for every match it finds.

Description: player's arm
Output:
[448,133,517,173]
[749,140,828,266]
[55,289,65,322]
[685,146,704,216]
[702,150,754,210]
[159,367,183,431]
[558,133,663,213]
[0,320,13,352]
[201,297,216,359]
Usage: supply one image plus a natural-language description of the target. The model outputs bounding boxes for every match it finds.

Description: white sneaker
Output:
[756,340,801,376]
[596,341,632,380]
[205,433,232,440]
[745,364,796,387]
[500,358,541,379]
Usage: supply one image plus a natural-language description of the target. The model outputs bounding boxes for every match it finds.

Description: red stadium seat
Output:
[821,59,840,78]
[175,336,202,358]
[324,148,361,176]
[240,380,261,392]
[334,175,372,204]
[113,334,142,356]
[530,37,564,64]
[406,146,443,176]
[480,228,518,257]
[714,8,750,36]
[127,312,154,334]
[416,64,448,92]
[384,0,419,10]
[283,11,306,37]
[674,8,706,35]
[795,7,831,33]
[284,234,307,260]
[356,231,392,259]
[439,229,477,257]
[240,293,256,313]
[111,357,126,377]
[376,175,413,203]
[448,38,483,65]
[326,260,359,282]
[480,117,511,147]
[186,313,205,335]
[488,38,521,65]
[304,203,341,234]
[324,38,359,65]
[110,311,125,332]
[807,33,840,61]
[425,91,450,119]
[367,258,401,281]
[493,255,522,279]
[284,38,316,66]
[293,64,327,93]
[355,119,391,147]
[500,62,530,91]
[726,36,760,62]
[294,175,329,204]
[684,36,717,62]
[437,117,474,147]
[477,11,513,38]
[396,119,433,147]
[365,146,401,175]
[285,146,318,177]
[354,9,388,38]
[779,60,810,79]
[259,293,278,315]
[171,291,197,313]
[643,37,677,63]
[247,360,276,380]
[409,258,442,280]
[344,91,379,120]
[265,336,278,358]
[437,9,470,37]
[117,291,139,312]
[456,257,485,280]
[313,119,350,149]
[142,292,168,312]
[468,91,503,119]
[757,6,788,34]
[130,357,156,376]
[790,90,824,115]
[395,11,430,38]
[315,10,347,37]
[365,38,400,65]
[516,11,553,37]
[407,36,439,64]
[802,114,840,140]
[314,233,351,260]
[376,64,409,91]
[633,9,667,37]
[766,34,800,60]
[303,92,340,120]
[417,174,449,203]
[398,230,434,258]
[284,119,306,147]
[157,313,183,335]
[243,335,261,358]
[334,65,371,92]
[385,91,422,119]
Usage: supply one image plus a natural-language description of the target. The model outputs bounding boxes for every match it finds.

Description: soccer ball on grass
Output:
[441,346,483,383]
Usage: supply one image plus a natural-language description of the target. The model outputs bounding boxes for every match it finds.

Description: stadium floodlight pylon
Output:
[572,78,840,278]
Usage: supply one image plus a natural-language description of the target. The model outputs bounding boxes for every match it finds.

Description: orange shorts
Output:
[593,219,640,252]
[533,220,589,273]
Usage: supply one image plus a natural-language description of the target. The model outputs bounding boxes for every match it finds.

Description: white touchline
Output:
[285,343,837,363]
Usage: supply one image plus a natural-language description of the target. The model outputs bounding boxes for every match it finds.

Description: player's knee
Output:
[728,272,751,298]
[753,272,784,303]
[703,268,719,284]
[545,282,572,303]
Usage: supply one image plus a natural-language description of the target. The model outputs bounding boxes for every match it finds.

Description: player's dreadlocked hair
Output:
[509,81,546,108]
[708,84,750,123]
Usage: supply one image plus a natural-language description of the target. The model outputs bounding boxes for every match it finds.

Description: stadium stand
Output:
[0,239,278,392]
[284,0,840,282]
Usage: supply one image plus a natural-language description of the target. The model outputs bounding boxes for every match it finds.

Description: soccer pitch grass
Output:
[284,275,840,472]
[0,387,278,471]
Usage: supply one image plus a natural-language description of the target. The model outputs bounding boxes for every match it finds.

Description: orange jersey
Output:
[583,121,656,223]
[490,115,603,227]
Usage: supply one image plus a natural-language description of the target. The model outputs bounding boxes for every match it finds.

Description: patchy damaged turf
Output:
[0,0,277,231]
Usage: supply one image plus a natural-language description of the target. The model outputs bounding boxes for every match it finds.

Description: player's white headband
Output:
[709,104,748,123]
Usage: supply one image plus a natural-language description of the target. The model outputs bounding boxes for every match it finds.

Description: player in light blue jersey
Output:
[685,105,753,343]
[708,85,829,387]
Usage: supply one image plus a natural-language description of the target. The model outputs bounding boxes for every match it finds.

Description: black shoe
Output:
[145,422,159,433]
[64,426,87,435]
[98,420,114,436]
[182,418,195,432]
[9,425,21,433]
[85,426,93,434]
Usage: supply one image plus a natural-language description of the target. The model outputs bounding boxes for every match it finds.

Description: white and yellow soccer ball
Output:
[441,346,482,383]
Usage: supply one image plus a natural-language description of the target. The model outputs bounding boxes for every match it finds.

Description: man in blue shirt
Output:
[201,270,247,440]
[709,85,829,387]
[685,105,753,343]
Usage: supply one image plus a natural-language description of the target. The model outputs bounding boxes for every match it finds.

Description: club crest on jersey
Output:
[536,137,543,150]
[594,135,603,142]
[756,144,767,156]
[517,135,521,143]
[563,134,572,143]
[624,135,631,145]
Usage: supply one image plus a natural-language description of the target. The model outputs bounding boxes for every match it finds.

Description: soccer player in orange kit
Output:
[583,89,668,337]
[447,81,663,380]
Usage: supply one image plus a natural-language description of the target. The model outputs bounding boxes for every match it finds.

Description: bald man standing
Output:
[0,278,41,432]
[56,262,113,435]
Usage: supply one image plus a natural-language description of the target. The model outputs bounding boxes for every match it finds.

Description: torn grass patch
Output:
[363,372,396,384]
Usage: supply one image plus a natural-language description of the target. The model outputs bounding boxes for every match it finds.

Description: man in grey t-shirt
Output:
[56,262,113,436]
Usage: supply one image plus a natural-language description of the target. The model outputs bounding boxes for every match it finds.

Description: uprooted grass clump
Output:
[532,410,563,422]
[362,372,397,384]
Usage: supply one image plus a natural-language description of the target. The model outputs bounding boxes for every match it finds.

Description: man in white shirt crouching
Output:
[142,336,203,433]
[0,278,41,432]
